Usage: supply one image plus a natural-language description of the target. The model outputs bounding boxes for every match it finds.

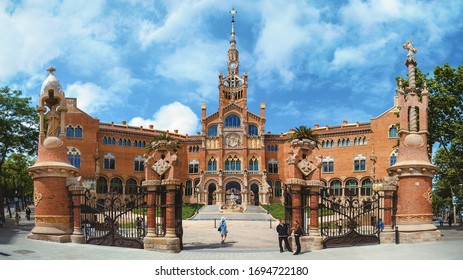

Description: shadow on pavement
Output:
[183,241,237,250]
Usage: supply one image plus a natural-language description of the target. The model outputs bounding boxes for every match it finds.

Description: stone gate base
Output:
[144,236,181,253]
[289,234,323,253]
[28,226,72,243]
[380,224,441,244]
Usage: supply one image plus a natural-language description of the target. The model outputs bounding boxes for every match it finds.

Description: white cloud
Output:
[128,102,199,135]
[65,82,117,115]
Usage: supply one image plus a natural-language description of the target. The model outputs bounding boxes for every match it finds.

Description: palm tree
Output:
[288,125,320,148]
[144,133,180,154]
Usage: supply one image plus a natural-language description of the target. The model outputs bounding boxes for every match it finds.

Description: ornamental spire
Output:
[402,40,418,89]
[229,8,237,49]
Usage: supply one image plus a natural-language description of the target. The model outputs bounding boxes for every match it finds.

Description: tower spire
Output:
[230,8,237,49]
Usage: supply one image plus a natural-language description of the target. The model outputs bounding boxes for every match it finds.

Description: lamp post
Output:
[195,187,200,214]
[267,187,273,214]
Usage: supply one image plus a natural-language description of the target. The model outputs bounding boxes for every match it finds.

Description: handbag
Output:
[217,227,221,232]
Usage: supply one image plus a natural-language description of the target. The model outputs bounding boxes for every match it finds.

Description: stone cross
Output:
[47,66,56,74]
[402,40,417,57]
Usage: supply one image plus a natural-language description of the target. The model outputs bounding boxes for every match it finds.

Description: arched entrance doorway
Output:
[208,183,216,205]
[225,181,241,205]
[250,183,259,206]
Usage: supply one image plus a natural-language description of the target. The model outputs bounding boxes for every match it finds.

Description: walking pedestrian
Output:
[378,218,384,231]
[448,213,454,227]
[291,220,303,255]
[438,215,444,227]
[25,206,31,221]
[276,219,292,253]
[218,217,228,244]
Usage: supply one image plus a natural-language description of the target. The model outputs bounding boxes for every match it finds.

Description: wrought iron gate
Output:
[319,188,383,248]
[80,189,147,249]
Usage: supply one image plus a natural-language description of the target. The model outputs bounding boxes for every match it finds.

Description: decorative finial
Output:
[47,66,56,75]
[402,40,417,58]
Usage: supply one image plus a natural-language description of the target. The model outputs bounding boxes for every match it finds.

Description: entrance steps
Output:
[190,205,274,221]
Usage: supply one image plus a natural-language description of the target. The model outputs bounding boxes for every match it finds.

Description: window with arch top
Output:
[249,156,259,171]
[224,114,241,128]
[389,125,398,138]
[225,155,241,170]
[208,125,218,137]
[248,124,258,136]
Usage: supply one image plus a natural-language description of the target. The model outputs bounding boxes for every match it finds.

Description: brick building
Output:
[58,12,399,207]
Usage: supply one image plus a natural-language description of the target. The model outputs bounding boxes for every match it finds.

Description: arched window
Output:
[225,155,241,171]
[346,179,358,196]
[134,140,138,147]
[354,154,366,171]
[185,180,193,196]
[362,136,367,145]
[330,140,334,147]
[103,153,115,170]
[103,136,107,144]
[207,156,217,171]
[275,181,282,197]
[224,114,241,127]
[390,149,398,166]
[389,126,398,138]
[208,125,218,137]
[110,178,123,194]
[134,156,144,172]
[267,159,278,174]
[142,141,145,148]
[67,147,81,168]
[330,180,342,196]
[346,138,350,146]
[66,126,74,138]
[322,156,334,173]
[123,139,127,146]
[111,137,116,145]
[361,179,372,196]
[75,126,83,138]
[119,138,123,146]
[127,139,131,146]
[337,139,341,147]
[126,178,138,195]
[354,138,358,146]
[189,160,199,174]
[248,124,259,136]
[96,177,107,194]
[249,156,259,171]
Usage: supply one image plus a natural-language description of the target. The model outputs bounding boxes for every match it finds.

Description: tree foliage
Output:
[0,87,39,171]
[0,86,38,221]
[427,64,463,209]
[288,125,320,147]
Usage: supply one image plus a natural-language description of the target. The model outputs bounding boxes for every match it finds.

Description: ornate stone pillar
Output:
[387,40,440,243]
[142,139,182,253]
[28,68,78,243]
[68,178,85,244]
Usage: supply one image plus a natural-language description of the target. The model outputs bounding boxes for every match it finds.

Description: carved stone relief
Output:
[152,158,171,176]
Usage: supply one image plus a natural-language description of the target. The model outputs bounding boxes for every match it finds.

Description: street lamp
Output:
[194,187,200,214]
[267,187,273,214]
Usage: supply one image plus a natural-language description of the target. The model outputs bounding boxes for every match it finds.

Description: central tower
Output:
[218,8,248,109]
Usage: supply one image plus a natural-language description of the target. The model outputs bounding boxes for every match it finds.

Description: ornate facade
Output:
[56,11,400,207]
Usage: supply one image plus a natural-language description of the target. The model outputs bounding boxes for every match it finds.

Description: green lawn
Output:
[266,204,333,220]
[129,203,203,219]
[182,203,204,219]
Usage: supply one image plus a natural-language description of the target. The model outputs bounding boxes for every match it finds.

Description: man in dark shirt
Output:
[276,219,292,253]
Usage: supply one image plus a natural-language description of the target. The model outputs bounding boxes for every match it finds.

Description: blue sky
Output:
[2,0,463,135]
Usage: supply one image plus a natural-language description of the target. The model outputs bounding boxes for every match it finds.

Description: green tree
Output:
[0,87,38,221]
[288,125,320,147]
[0,154,34,212]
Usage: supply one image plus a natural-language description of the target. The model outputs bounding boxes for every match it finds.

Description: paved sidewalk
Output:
[1,206,463,260]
